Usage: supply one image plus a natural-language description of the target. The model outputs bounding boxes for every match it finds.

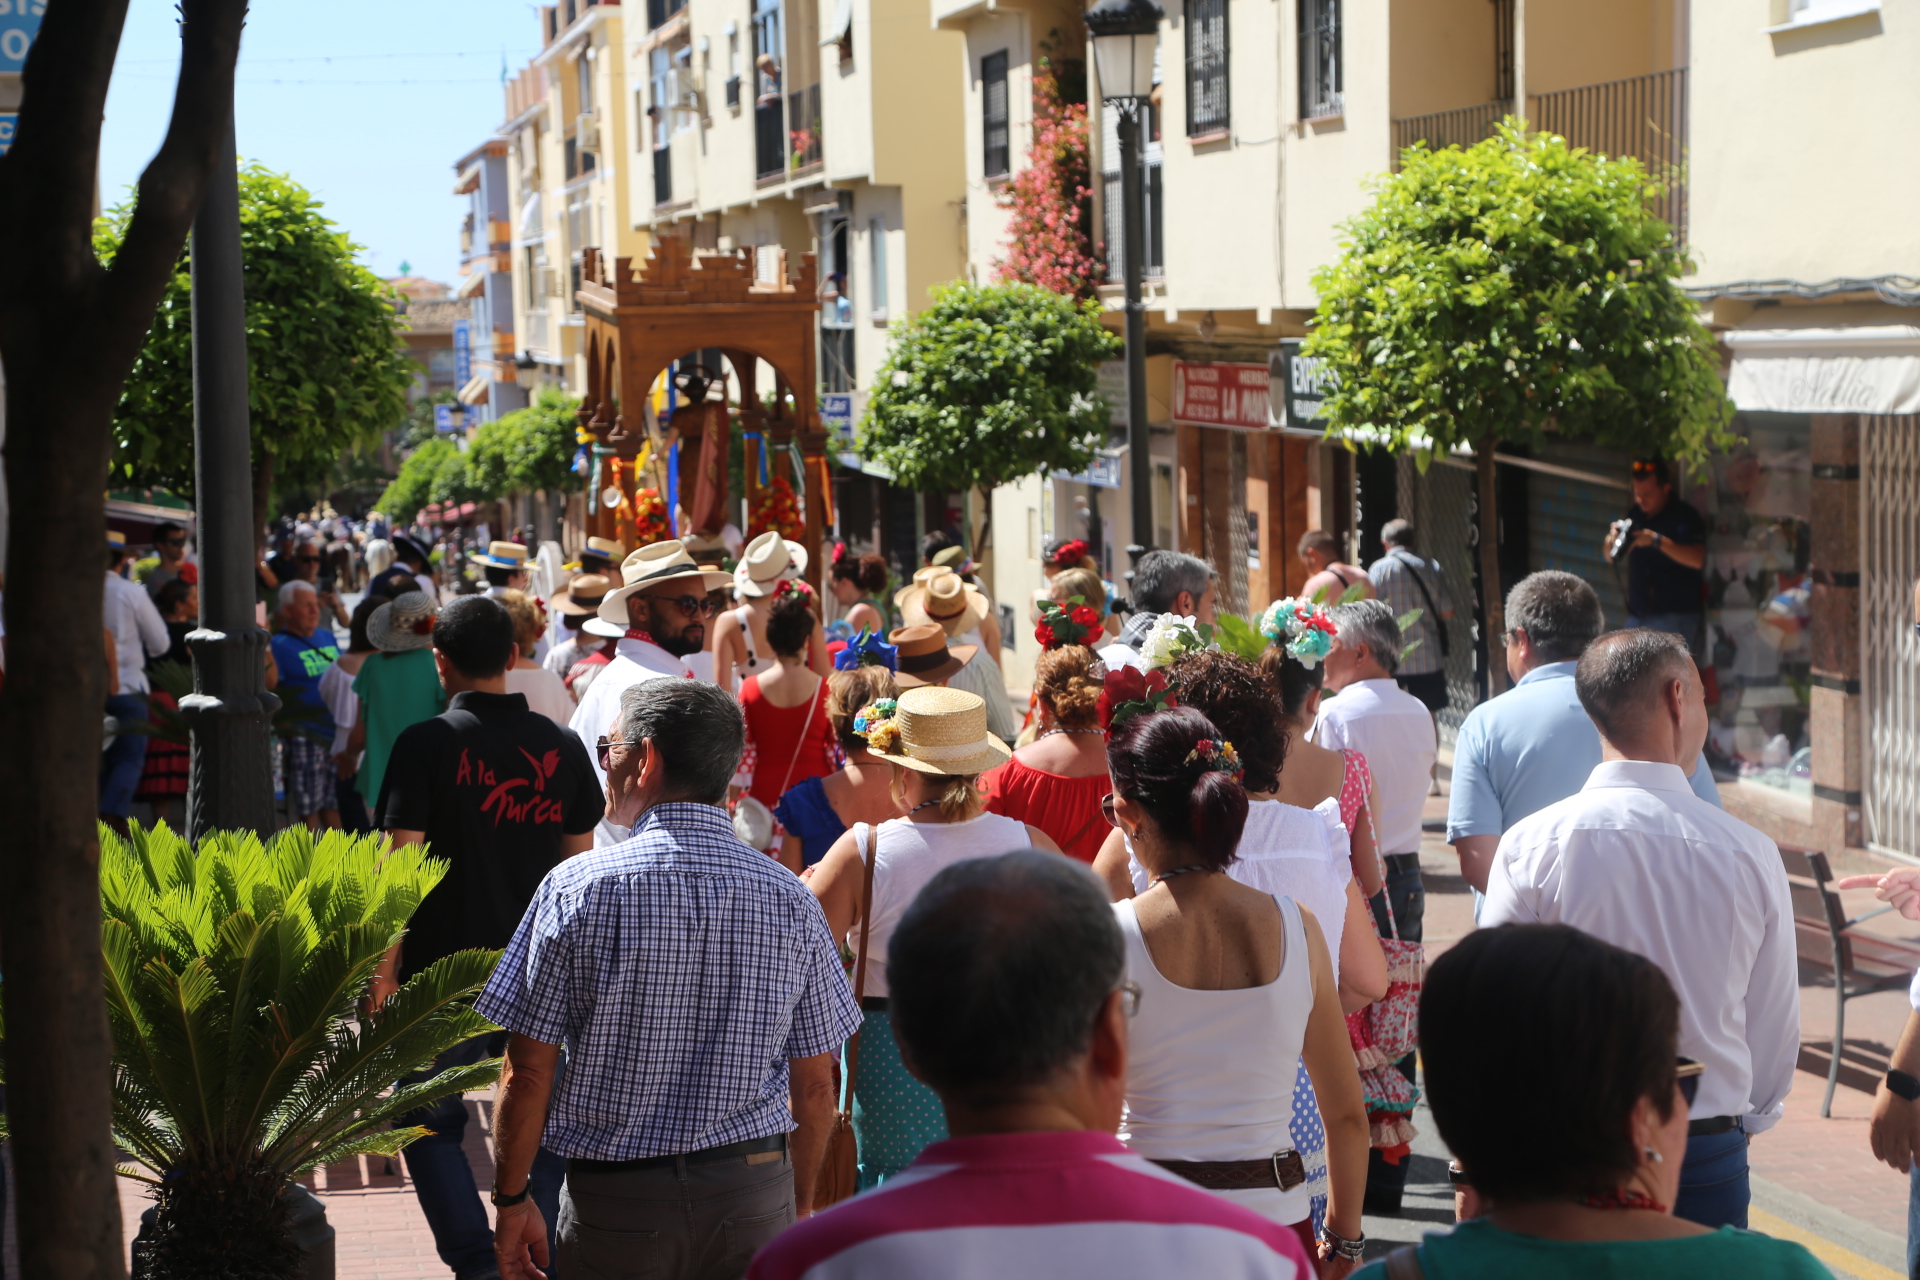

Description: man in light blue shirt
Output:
[1449,571,1722,895]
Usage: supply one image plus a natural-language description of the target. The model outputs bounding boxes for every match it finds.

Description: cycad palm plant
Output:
[97,822,505,1279]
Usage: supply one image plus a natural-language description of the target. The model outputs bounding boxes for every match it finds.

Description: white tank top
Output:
[852,812,1033,998]
[1115,893,1313,1225]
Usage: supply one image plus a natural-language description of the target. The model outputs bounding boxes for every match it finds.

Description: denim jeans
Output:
[1907,1163,1919,1280]
[100,694,151,818]
[1674,1127,1749,1229]
[395,1031,565,1280]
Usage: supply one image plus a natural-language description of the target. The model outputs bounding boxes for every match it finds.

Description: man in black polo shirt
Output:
[1608,457,1710,655]
[373,595,604,1280]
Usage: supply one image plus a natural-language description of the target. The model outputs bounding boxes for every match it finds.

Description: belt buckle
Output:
[1272,1149,1305,1191]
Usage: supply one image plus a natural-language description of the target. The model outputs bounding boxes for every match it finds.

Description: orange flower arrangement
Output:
[632,487,669,544]
[748,473,805,543]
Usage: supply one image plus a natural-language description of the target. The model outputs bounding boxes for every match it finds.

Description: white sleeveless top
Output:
[1127,798,1351,983]
[1116,894,1313,1226]
[852,812,1032,998]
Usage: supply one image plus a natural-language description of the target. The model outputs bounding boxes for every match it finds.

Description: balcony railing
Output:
[755,94,786,181]
[1102,161,1165,283]
[1391,67,1689,242]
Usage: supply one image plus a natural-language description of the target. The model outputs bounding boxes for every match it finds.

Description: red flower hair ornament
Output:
[1048,538,1091,569]
[1034,596,1102,651]
[1096,665,1178,733]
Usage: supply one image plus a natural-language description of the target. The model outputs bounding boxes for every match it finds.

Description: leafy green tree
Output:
[1305,122,1732,685]
[377,437,466,525]
[465,385,582,500]
[859,281,1121,557]
[96,163,415,535]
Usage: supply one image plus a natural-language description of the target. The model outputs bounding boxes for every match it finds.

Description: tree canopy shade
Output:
[379,386,581,523]
[858,281,1121,553]
[1304,122,1732,462]
[1302,121,1734,688]
[96,163,415,522]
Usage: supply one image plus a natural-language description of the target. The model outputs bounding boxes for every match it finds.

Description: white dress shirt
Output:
[567,635,691,846]
[1481,759,1799,1132]
[1310,677,1436,856]
[104,571,170,695]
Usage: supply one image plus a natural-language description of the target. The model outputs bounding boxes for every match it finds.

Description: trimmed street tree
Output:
[98,163,414,536]
[859,281,1121,568]
[1305,122,1733,692]
[465,385,583,501]
[0,2,250,1274]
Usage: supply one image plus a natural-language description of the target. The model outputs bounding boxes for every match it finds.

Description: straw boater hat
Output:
[734,531,797,598]
[899,568,991,637]
[470,540,530,570]
[888,623,976,689]
[598,540,733,627]
[367,591,441,652]
[567,536,626,571]
[552,573,611,619]
[865,685,1011,777]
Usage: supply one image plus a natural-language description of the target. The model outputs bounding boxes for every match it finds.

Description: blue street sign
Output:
[434,404,463,434]
[452,319,472,387]
[820,392,855,449]
[1053,452,1124,490]
[0,114,16,156]
[0,1,46,75]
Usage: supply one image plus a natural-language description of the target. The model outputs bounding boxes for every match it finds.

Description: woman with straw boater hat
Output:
[711,530,830,691]
[896,567,1018,744]
[807,686,1062,1187]
[567,535,626,579]
[566,539,733,845]
[349,591,448,813]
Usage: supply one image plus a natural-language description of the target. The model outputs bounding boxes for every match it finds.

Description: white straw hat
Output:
[598,539,734,625]
[865,685,1011,777]
[734,531,794,598]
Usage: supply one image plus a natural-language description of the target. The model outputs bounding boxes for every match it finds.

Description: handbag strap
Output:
[842,822,879,1107]
[774,677,827,801]
[1396,550,1450,658]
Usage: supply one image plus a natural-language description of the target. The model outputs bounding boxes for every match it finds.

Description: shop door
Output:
[1864,414,1920,858]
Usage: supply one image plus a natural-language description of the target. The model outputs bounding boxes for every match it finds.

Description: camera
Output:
[318,570,337,596]
[1607,519,1635,563]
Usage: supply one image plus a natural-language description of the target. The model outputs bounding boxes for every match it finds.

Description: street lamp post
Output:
[1087,0,1162,571]
[182,108,279,839]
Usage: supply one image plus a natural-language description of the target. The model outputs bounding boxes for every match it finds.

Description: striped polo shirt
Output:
[748,1130,1310,1280]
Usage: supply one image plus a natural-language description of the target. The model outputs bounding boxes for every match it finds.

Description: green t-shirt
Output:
[351,648,446,807]
[1351,1219,1830,1280]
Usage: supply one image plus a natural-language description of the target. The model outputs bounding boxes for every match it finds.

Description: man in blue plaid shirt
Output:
[480,680,862,1280]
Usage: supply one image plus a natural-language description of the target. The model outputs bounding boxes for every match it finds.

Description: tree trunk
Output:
[1476,437,1508,697]
[971,484,995,593]
[0,2,249,1274]
[252,444,273,567]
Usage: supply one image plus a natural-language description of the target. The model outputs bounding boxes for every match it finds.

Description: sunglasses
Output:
[1100,793,1121,827]
[1631,461,1663,477]
[595,736,634,767]
[1677,1056,1703,1108]
[297,555,320,564]
[648,593,720,618]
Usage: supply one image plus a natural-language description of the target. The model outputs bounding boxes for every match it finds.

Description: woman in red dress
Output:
[984,601,1110,862]
[733,582,840,863]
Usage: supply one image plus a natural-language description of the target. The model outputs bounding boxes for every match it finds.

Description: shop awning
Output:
[457,374,491,406]
[1724,325,1920,415]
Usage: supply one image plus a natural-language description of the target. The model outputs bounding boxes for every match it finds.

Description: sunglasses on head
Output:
[1677,1057,1703,1108]
[648,593,720,617]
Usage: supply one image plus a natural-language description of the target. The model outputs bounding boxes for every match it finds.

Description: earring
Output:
[1644,1147,1664,1164]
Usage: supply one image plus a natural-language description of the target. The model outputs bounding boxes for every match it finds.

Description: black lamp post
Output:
[182,95,279,839]
[1086,0,1161,570]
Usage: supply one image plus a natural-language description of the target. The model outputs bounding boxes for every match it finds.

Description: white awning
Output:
[453,270,487,299]
[518,191,542,240]
[452,164,481,196]
[457,374,491,406]
[1724,325,1920,415]
[820,0,852,45]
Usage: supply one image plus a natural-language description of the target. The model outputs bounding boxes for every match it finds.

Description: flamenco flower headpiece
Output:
[1034,597,1102,651]
[834,627,900,672]
[1139,613,1217,671]
[1097,665,1178,733]
[854,699,902,753]
[775,578,815,602]
[1184,737,1244,781]
[1047,538,1091,569]
[1259,597,1338,668]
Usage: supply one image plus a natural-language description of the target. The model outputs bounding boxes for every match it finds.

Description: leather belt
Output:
[569,1133,787,1174]
[1688,1115,1739,1137]
[1151,1150,1307,1192]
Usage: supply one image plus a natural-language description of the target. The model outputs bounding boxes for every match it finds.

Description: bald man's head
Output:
[1575,630,1699,746]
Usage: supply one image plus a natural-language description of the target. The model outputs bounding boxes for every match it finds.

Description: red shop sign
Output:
[1172,360,1271,430]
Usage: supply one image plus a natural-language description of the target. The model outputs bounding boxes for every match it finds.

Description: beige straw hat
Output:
[899,568,991,636]
[866,685,1011,777]
[889,623,975,688]
[734,530,794,598]
[598,539,734,625]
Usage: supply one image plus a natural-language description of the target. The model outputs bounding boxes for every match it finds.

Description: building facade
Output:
[451,140,529,423]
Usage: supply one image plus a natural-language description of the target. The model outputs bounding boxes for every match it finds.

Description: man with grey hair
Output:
[747,853,1313,1280]
[1100,549,1218,672]
[270,577,341,830]
[1368,519,1455,718]
[1449,572,1723,895]
[1311,598,1435,1213]
[1483,628,1796,1230]
[483,679,862,1280]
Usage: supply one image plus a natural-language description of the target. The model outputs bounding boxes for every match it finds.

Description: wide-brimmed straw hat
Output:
[470,540,530,570]
[899,568,991,637]
[893,565,945,606]
[566,536,626,570]
[599,539,734,626]
[866,685,1011,777]
[889,622,976,688]
[553,573,612,618]
[367,591,440,652]
[734,531,795,598]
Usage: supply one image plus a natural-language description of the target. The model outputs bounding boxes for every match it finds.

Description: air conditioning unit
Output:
[575,112,600,153]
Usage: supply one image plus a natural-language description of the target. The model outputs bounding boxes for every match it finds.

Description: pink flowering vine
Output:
[994,59,1102,301]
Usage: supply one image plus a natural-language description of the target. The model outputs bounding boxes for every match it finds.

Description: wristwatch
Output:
[1887,1069,1920,1101]
[490,1182,532,1207]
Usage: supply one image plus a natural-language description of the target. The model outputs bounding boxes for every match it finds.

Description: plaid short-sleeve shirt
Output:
[477,802,863,1160]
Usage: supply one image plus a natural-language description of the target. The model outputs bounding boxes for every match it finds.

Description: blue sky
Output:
[100,0,543,285]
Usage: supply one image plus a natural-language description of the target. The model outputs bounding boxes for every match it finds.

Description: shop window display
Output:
[1684,413,1812,793]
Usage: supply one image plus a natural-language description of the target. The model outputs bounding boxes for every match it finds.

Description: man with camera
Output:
[1605,457,1708,654]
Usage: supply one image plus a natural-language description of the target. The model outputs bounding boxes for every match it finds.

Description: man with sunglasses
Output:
[144,521,196,601]
[569,539,735,847]
[1605,457,1710,656]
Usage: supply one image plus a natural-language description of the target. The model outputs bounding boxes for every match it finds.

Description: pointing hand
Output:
[1834,868,1920,920]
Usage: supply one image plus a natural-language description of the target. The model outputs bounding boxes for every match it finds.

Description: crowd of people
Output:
[97,472,1915,1280]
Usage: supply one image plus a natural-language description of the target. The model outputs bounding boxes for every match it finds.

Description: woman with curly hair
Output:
[828,546,891,638]
[983,603,1110,861]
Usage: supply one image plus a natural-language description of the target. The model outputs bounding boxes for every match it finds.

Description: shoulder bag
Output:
[813,820,877,1209]
[1397,551,1450,659]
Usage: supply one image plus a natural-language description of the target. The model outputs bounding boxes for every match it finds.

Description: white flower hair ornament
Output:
[1259,598,1338,668]
[1140,613,1217,672]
